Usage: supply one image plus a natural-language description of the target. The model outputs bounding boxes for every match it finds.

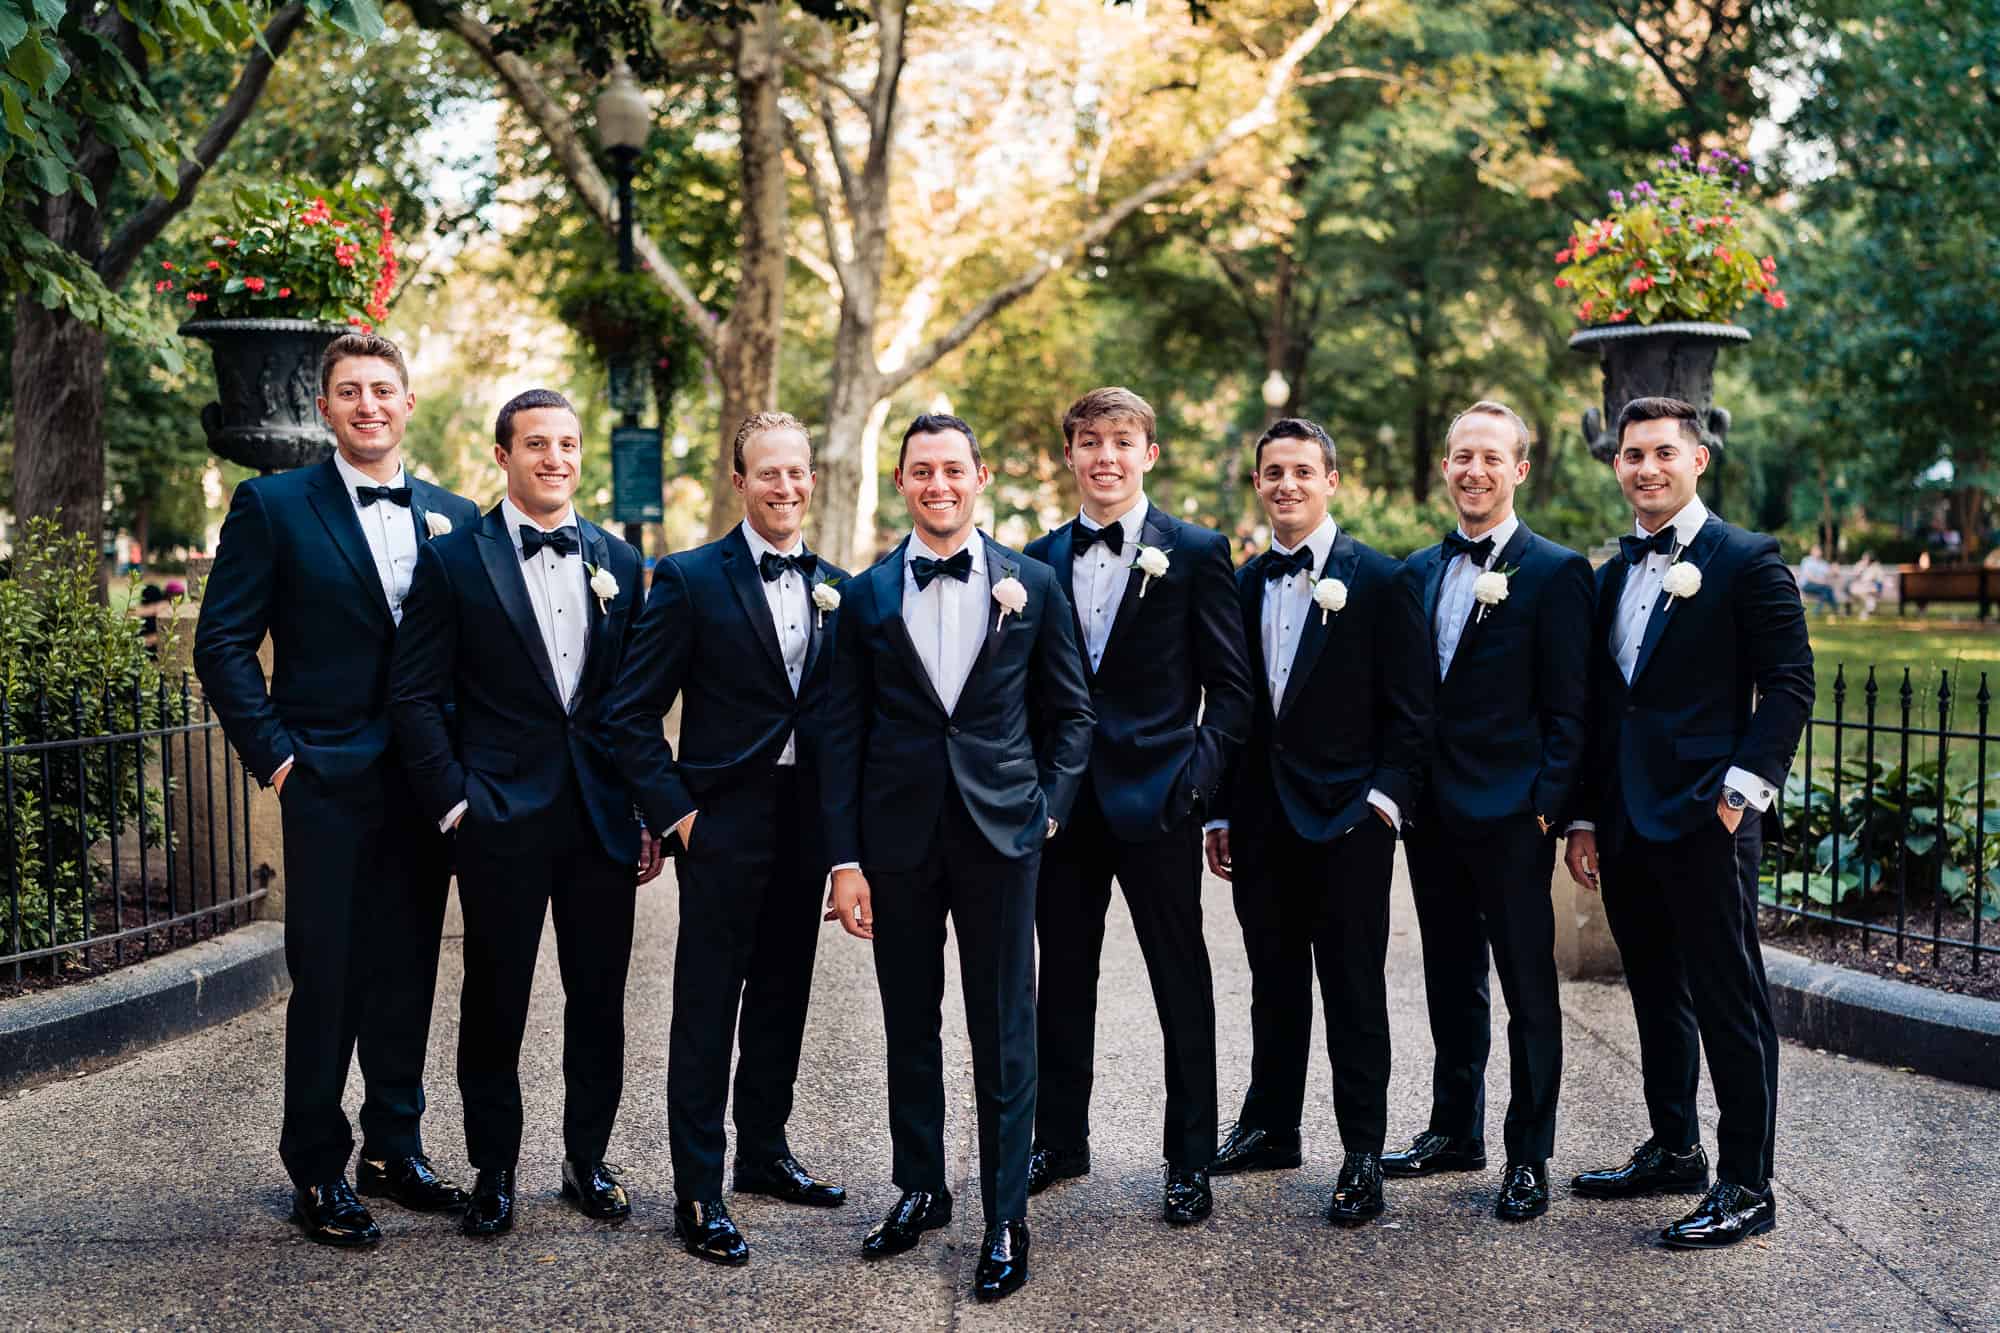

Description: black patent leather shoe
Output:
[1026,1144,1090,1195]
[1325,1152,1385,1227]
[357,1153,471,1212]
[1661,1180,1776,1249]
[861,1189,952,1259]
[1495,1161,1549,1222]
[673,1198,750,1265]
[733,1154,846,1207]
[1571,1140,1710,1200]
[972,1219,1030,1303]
[1209,1122,1303,1176]
[291,1178,381,1248]
[460,1168,515,1237]
[560,1159,631,1220]
[1380,1131,1487,1179]
[1163,1166,1212,1225]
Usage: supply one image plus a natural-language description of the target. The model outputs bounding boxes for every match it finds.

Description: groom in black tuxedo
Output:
[194,333,479,1246]
[1386,401,1592,1222]
[821,414,1094,1303]
[603,412,850,1267]
[1024,387,1252,1225]
[1205,418,1432,1226]
[1564,396,1812,1249]
[389,389,657,1238]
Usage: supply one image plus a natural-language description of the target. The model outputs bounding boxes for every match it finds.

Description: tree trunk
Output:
[12,296,108,562]
[817,363,884,568]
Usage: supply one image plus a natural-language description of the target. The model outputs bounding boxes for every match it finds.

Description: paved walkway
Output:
[2,853,1995,1330]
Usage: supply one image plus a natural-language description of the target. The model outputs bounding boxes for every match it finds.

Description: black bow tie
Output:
[911,548,973,590]
[1620,528,1679,564]
[759,550,818,582]
[1264,546,1317,582]
[1442,531,1495,564]
[355,484,411,508]
[519,525,579,561]
[1075,522,1125,556]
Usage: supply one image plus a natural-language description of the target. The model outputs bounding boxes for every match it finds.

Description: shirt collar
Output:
[1273,514,1337,570]
[1457,512,1519,563]
[1076,494,1148,541]
[332,450,405,499]
[1635,496,1709,549]
[501,496,578,555]
[907,529,987,578]
[740,518,805,561]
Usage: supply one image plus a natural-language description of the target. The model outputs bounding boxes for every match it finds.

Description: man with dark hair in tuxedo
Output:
[821,413,1095,1303]
[602,411,850,1267]
[1204,417,1433,1227]
[1024,387,1253,1225]
[1564,395,1812,1249]
[195,333,480,1247]
[389,388,658,1238]
[1384,400,1592,1223]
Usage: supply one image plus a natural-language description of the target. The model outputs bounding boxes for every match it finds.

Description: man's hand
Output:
[1717,796,1744,834]
[1204,827,1232,881]
[1373,806,1396,830]
[674,809,697,852]
[1565,828,1600,893]
[635,830,664,885]
[827,867,873,940]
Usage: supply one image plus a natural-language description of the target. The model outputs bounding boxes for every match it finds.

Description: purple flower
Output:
[1672,143,1691,160]
[1698,163,1716,174]
[1669,197,1684,211]
[1739,163,1751,175]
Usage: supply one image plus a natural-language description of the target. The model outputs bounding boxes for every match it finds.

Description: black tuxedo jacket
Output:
[1219,528,1433,844]
[602,525,849,852]
[386,506,645,864]
[194,456,481,786]
[1026,507,1253,841]
[820,534,1096,872]
[1574,513,1813,849]
[1404,522,1593,831]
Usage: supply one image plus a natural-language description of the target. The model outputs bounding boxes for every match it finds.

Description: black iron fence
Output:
[1764,663,1996,973]
[1,674,267,986]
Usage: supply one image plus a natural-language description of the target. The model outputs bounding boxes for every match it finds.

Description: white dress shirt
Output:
[1568,496,1774,835]
[1071,496,1148,672]
[332,450,419,625]
[1208,514,1399,833]
[903,530,990,717]
[740,519,810,766]
[1434,512,1519,677]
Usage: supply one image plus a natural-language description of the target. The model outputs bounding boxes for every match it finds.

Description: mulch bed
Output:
[0,887,248,999]
[1759,907,2000,1002]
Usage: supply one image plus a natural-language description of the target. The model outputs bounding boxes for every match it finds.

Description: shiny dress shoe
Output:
[291,1179,381,1248]
[1495,1161,1549,1222]
[357,1153,471,1212]
[861,1189,953,1259]
[1209,1122,1303,1176]
[1380,1131,1487,1179]
[1026,1144,1090,1195]
[733,1154,846,1207]
[1324,1152,1386,1227]
[460,1168,516,1237]
[1162,1166,1212,1225]
[560,1159,631,1220]
[972,1219,1030,1303]
[1661,1180,1776,1249]
[673,1198,750,1266]
[1571,1140,1710,1200]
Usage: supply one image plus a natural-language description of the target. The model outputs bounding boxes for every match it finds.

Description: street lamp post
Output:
[595,61,651,549]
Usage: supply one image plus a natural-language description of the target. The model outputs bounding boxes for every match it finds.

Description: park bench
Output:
[1898,565,2000,619]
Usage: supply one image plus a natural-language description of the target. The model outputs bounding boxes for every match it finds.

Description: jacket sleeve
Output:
[1530,551,1596,823]
[1031,570,1097,828]
[1732,536,1815,788]
[191,483,292,785]
[386,542,466,825]
[820,575,873,868]
[1368,560,1435,815]
[601,556,699,841]
[1187,529,1255,803]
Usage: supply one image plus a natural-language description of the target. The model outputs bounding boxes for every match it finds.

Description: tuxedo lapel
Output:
[1096,506,1171,678]
[1422,546,1449,639]
[722,527,790,684]
[575,518,616,712]
[803,562,833,685]
[1630,515,1726,689]
[1278,530,1354,723]
[475,506,564,708]
[1442,522,1534,688]
[1046,522,1089,673]
[954,535,1016,712]
[305,459,393,626]
[880,540,949,717]
[1241,558,1270,706]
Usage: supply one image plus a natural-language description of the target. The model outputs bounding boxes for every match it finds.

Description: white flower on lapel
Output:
[586,562,619,613]
[424,511,452,538]
[1134,544,1171,597]
[811,578,841,629]
[1472,569,1511,623]
[1312,577,1348,624]
[992,574,1028,627]
[1662,561,1702,602]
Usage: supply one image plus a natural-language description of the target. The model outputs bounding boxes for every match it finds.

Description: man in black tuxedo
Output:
[602,412,850,1267]
[1564,396,1811,1249]
[194,333,479,1246]
[1024,387,1252,1225]
[821,414,1094,1303]
[388,389,658,1238]
[1384,401,1592,1222]
[1204,418,1432,1226]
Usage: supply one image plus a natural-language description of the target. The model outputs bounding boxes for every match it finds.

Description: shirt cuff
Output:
[271,755,294,786]
[440,799,467,834]
[1724,766,1776,812]
[1366,788,1400,829]
[1202,819,1229,833]
[1566,820,1596,835]
[831,861,861,874]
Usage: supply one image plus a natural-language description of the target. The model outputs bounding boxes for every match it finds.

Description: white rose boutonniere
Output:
[586,562,619,613]
[811,578,841,629]
[1662,561,1702,603]
[1472,567,1513,623]
[1134,544,1171,597]
[1312,577,1348,624]
[424,511,452,538]
[992,575,1028,628]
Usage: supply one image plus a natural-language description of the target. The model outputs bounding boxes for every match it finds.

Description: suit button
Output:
[949,725,961,737]
[1624,705,1636,714]
[1274,741,1286,753]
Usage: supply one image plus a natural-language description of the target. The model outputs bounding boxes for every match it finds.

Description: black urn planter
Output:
[181,318,347,473]
[1571,320,1750,464]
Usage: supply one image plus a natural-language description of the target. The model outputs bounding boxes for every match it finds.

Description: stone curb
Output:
[0,922,288,1094]
[1763,942,2000,1090]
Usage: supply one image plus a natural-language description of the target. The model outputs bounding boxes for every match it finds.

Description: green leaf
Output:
[0,7,28,51]
[316,0,386,42]
[0,80,27,137]
[28,0,65,27]
[27,150,67,193]
[5,31,53,93]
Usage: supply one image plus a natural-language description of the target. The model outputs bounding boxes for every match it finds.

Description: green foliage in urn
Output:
[156,181,399,330]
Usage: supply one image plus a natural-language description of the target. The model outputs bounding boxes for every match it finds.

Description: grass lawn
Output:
[1805,614,2000,721]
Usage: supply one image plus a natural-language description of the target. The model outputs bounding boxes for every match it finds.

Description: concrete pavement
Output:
[1,852,1995,1330]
